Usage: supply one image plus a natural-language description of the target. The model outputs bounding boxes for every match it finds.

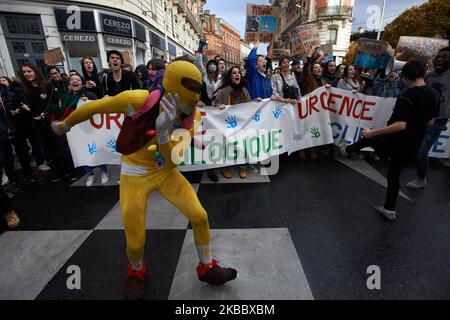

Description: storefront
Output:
[134,21,147,66]
[168,42,177,62]
[150,31,166,60]
[54,7,100,74]
[0,13,48,76]
[101,13,134,67]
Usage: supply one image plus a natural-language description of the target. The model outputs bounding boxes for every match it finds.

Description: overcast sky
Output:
[204,0,428,54]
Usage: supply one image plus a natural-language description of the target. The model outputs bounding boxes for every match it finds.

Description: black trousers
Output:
[1,135,33,181]
[15,119,45,166]
[0,187,13,215]
[347,136,409,211]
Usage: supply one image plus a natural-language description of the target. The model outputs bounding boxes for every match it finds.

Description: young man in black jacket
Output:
[339,60,439,221]
[104,50,141,96]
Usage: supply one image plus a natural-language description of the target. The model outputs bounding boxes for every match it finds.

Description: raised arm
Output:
[52,89,149,135]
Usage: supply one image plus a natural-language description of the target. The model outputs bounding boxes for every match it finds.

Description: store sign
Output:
[54,7,96,32]
[134,21,146,42]
[61,33,97,42]
[101,13,132,37]
[105,35,132,47]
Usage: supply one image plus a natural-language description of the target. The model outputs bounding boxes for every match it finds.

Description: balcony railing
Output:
[173,0,203,36]
[316,5,353,18]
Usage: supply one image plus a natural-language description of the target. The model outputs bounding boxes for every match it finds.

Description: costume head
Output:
[162,61,202,114]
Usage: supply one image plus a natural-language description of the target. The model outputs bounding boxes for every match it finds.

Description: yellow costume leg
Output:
[63,90,149,128]
[119,169,173,263]
[157,169,211,263]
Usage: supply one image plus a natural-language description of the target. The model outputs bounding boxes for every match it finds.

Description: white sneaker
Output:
[86,175,95,187]
[101,172,109,184]
[405,178,426,189]
[374,205,396,221]
[1,173,9,186]
[38,164,51,171]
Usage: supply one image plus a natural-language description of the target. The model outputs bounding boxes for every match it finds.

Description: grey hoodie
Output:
[425,69,450,119]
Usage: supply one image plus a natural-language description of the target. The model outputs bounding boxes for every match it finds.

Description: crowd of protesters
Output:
[1,41,449,227]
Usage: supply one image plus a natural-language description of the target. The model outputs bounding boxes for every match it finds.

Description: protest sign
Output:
[353,39,391,69]
[245,4,280,43]
[44,48,65,65]
[66,89,450,170]
[290,23,321,58]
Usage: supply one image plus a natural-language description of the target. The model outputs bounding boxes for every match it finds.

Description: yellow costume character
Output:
[53,61,237,300]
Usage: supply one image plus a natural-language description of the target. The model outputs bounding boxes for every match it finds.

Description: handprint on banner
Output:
[252,112,261,122]
[106,139,117,153]
[88,143,97,155]
[273,106,282,119]
[225,115,237,129]
[309,127,321,138]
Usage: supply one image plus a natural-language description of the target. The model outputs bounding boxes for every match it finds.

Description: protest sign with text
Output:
[66,88,450,171]
[245,4,280,43]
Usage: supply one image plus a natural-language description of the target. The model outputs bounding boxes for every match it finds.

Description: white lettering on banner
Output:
[66,88,450,171]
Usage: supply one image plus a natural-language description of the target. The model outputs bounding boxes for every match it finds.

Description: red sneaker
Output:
[197,259,237,286]
[123,262,148,300]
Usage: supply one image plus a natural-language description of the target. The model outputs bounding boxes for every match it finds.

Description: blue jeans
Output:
[84,165,107,176]
[416,118,448,180]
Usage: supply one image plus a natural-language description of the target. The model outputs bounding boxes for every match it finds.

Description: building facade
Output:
[202,9,223,63]
[270,0,354,61]
[218,18,241,66]
[240,40,252,62]
[0,0,206,78]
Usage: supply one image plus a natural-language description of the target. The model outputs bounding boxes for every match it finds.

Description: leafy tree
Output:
[382,0,450,47]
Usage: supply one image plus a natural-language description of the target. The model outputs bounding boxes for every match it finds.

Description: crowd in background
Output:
[0,40,449,228]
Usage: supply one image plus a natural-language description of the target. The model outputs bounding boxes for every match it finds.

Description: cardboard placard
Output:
[121,50,131,66]
[354,39,391,69]
[289,23,321,58]
[357,39,389,56]
[245,4,280,43]
[44,48,65,65]
[396,36,449,61]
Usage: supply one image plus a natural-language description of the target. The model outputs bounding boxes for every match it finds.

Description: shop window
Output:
[65,41,100,74]
[31,42,45,54]
[5,16,42,35]
[12,41,26,53]
[327,25,338,45]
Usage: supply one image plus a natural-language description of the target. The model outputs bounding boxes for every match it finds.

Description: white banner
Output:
[66,88,450,170]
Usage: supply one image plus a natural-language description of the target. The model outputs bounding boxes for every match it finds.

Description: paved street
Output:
[1,153,449,300]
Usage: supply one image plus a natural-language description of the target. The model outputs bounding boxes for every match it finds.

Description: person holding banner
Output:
[65,74,109,187]
[406,47,450,189]
[337,65,365,94]
[299,56,329,160]
[52,60,237,299]
[215,66,253,179]
[341,60,439,221]
[322,61,340,88]
[246,41,273,100]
